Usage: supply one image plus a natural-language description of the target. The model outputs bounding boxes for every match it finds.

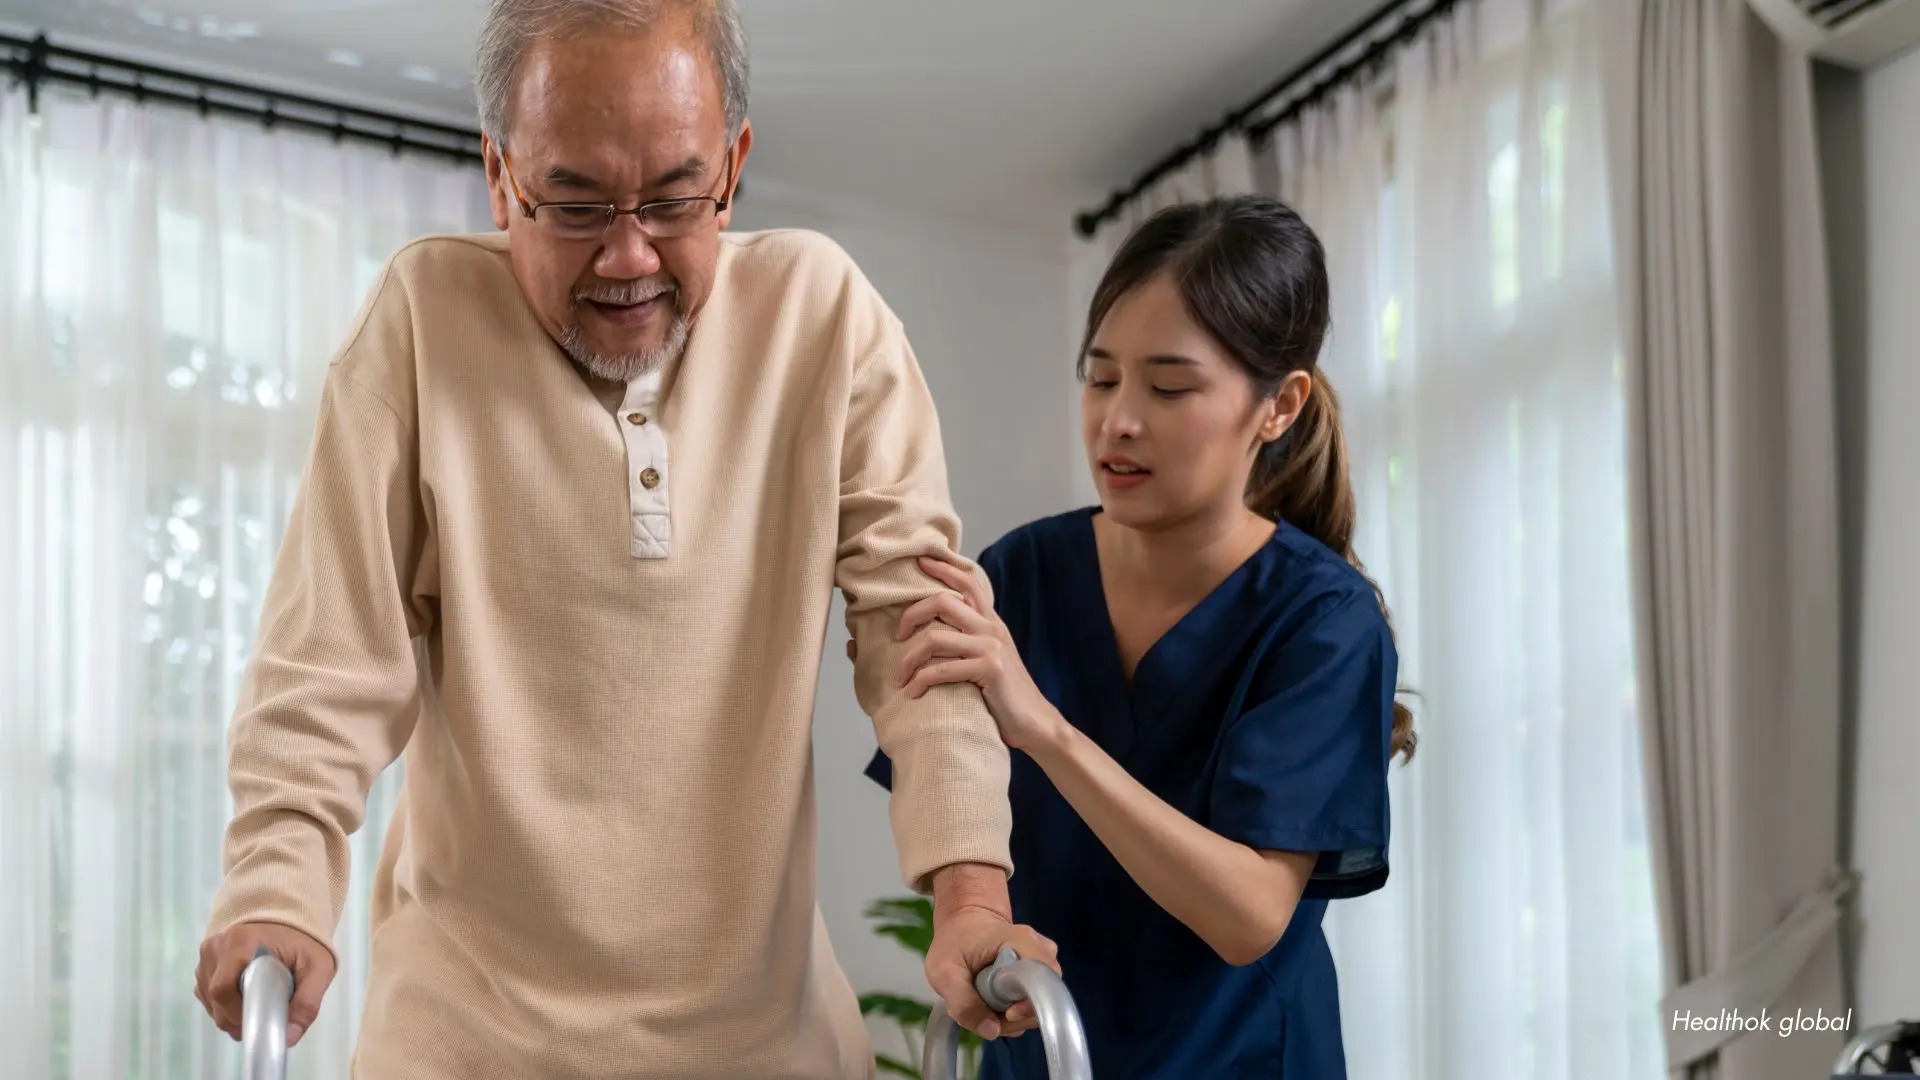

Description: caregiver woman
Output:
[865,194,1416,1080]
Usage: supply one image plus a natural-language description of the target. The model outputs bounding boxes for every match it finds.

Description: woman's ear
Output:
[1259,370,1314,443]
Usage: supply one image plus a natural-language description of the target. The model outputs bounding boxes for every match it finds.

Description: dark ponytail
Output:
[1081,195,1416,763]
[1249,366,1416,762]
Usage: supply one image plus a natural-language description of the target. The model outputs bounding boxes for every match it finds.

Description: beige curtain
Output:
[1600,3,1853,1077]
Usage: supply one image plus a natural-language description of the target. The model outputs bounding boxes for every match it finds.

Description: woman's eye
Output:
[1088,379,1118,390]
[1153,387,1194,398]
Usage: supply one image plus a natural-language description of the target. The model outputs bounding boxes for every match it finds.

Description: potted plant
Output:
[858,897,983,1079]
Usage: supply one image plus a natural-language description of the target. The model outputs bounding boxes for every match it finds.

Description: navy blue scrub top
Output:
[865,507,1396,1080]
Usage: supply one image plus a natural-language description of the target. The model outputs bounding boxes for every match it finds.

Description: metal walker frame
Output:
[236,943,1094,1079]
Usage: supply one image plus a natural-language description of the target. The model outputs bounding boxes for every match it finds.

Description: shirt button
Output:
[639,467,661,489]
[626,412,647,426]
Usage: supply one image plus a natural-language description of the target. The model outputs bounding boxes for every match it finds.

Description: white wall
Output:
[1850,45,1920,1024]
[726,180,1076,1051]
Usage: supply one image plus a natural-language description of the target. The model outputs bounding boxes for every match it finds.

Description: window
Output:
[1311,7,1663,1075]
[5,87,488,1080]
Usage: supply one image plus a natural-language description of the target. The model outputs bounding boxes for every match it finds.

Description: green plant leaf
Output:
[863,896,945,1076]
[859,992,933,1027]
[865,896,936,956]
[873,923,935,955]
[864,897,933,925]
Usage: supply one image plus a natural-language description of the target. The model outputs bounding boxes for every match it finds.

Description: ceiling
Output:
[0,0,1378,232]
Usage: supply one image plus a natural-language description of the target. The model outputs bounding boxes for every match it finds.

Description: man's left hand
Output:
[926,903,1060,1040]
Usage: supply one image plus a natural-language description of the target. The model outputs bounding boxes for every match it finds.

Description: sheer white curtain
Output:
[1269,0,1664,1076]
[0,85,490,1080]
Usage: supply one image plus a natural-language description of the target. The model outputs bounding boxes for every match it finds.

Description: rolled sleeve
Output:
[836,322,1012,894]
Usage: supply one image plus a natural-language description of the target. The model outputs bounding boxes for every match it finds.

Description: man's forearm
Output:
[852,618,1013,892]
[931,862,1011,923]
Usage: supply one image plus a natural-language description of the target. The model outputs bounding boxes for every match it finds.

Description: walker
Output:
[236,943,1094,1079]
[922,946,1093,1080]
[237,948,293,1080]
[1832,1020,1920,1076]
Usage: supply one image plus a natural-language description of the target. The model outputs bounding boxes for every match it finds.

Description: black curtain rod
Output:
[1072,0,1458,238]
[0,32,485,165]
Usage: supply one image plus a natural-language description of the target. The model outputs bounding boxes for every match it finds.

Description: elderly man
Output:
[190,0,1053,1075]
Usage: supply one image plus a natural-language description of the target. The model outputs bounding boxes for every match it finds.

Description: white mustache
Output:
[576,279,676,306]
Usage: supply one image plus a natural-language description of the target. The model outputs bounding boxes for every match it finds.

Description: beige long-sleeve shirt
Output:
[204,228,1013,1079]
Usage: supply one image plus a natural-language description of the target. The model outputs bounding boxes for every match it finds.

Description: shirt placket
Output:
[619,367,672,559]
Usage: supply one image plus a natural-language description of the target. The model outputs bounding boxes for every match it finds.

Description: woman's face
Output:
[1080,273,1304,531]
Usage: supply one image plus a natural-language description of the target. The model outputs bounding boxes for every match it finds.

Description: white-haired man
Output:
[190,1,1052,1075]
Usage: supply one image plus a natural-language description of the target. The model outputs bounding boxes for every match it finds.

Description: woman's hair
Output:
[1078,195,1416,763]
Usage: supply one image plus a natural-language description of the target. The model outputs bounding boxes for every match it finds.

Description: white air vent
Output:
[1747,0,1920,67]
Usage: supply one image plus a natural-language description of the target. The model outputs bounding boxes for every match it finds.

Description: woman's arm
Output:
[896,557,1316,967]
[1025,716,1315,966]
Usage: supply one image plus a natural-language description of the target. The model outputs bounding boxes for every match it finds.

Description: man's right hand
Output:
[194,922,336,1047]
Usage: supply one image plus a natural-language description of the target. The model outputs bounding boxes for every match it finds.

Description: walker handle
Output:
[921,946,1093,1080]
[239,946,294,1080]
[1832,1020,1920,1074]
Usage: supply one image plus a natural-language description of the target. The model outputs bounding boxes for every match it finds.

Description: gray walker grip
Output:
[1832,1021,1920,1074]
[921,946,1093,1080]
[239,946,294,1080]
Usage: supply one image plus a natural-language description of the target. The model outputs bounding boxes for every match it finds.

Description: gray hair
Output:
[474,0,750,147]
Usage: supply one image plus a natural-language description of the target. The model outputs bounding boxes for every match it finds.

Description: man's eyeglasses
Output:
[499,146,735,241]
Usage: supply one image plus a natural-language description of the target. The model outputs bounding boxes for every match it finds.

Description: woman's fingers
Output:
[897,590,986,641]
[895,627,984,687]
[919,556,991,614]
[904,658,987,699]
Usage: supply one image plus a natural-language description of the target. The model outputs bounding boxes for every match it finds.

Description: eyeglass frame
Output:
[497,142,737,239]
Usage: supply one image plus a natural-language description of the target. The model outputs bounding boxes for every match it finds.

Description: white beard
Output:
[562,274,690,382]
[560,308,690,382]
